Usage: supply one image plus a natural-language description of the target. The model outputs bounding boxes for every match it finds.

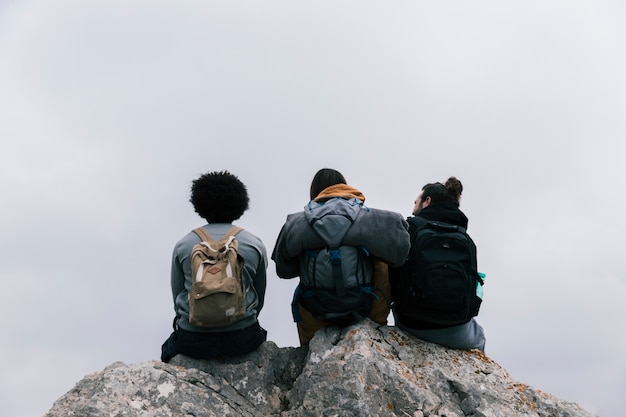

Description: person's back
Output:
[161,170,268,362]
[390,177,486,352]
[272,168,410,345]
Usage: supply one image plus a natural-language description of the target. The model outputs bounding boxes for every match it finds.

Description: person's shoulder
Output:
[172,228,202,254]
[236,228,261,240]
[285,210,306,221]
[278,211,308,231]
[235,228,267,248]
[407,215,426,225]
[362,206,406,221]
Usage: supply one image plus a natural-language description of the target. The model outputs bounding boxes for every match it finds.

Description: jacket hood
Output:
[417,202,469,229]
[304,184,366,247]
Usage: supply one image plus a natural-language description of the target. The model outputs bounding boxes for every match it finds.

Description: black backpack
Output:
[392,216,483,327]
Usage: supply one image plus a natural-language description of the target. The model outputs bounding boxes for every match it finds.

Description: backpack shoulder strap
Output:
[406,216,427,241]
[407,216,427,229]
[192,227,213,243]
[224,226,243,238]
[192,226,243,244]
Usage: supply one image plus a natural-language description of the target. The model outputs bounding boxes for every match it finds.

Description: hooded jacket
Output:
[391,201,478,330]
[272,184,410,279]
[414,201,469,230]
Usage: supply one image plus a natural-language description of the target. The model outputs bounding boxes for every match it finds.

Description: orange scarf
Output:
[313,184,366,203]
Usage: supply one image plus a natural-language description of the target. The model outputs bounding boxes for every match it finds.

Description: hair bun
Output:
[444,177,463,200]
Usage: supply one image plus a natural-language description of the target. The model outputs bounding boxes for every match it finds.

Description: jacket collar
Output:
[417,202,469,229]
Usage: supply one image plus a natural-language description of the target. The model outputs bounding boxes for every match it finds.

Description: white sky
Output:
[1,1,625,416]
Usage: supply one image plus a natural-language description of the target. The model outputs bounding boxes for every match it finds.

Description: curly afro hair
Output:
[189,170,249,223]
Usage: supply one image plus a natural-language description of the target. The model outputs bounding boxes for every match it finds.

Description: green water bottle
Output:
[477,272,486,299]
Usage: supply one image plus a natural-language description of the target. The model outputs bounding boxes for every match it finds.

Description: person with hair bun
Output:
[414,177,464,217]
[390,177,486,352]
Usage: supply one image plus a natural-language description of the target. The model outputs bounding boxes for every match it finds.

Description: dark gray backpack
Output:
[298,243,376,325]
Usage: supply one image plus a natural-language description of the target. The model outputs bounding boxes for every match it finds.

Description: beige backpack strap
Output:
[224,226,243,239]
[192,227,214,243]
[192,226,243,243]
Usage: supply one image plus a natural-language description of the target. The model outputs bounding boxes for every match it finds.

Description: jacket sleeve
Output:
[170,248,185,309]
[384,214,411,267]
[252,249,268,313]
[343,209,410,267]
[271,222,301,279]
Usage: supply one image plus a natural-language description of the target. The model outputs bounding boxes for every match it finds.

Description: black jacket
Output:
[414,202,469,230]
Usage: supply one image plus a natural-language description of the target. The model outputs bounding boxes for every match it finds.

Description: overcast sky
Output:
[1,1,625,416]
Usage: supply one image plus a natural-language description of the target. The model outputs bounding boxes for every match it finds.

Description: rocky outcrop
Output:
[45,320,596,416]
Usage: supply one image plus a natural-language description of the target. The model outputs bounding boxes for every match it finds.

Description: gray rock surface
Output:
[45,320,596,416]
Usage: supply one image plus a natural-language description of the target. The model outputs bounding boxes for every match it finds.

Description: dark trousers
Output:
[161,321,267,363]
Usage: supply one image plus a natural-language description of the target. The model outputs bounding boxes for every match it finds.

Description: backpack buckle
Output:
[329,248,342,264]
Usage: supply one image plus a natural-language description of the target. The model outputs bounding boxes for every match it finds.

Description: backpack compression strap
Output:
[329,247,345,296]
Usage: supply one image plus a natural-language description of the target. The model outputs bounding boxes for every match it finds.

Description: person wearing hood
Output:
[272,168,410,346]
[390,177,486,352]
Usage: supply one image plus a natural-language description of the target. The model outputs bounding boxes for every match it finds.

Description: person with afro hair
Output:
[161,170,268,362]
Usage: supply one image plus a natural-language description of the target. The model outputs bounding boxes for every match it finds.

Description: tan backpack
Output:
[189,226,246,328]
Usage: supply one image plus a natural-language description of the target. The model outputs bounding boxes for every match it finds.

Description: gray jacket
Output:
[272,197,410,279]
